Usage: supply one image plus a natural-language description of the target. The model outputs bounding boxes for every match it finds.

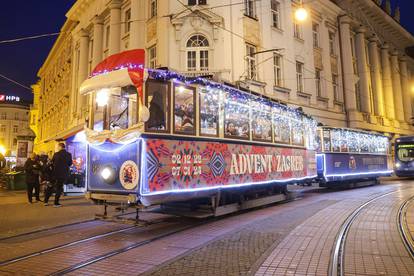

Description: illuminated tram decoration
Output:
[316,127,392,186]
[81,50,318,211]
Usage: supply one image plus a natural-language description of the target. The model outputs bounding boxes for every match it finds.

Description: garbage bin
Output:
[6,172,26,190]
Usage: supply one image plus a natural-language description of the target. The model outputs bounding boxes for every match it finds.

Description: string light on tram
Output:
[330,128,388,153]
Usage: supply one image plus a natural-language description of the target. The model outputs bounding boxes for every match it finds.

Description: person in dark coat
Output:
[24,153,41,203]
[147,94,165,130]
[44,143,73,207]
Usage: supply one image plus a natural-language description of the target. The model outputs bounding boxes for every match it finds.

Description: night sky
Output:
[0,0,413,102]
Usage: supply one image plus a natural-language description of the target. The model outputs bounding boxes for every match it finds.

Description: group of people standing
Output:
[24,143,73,207]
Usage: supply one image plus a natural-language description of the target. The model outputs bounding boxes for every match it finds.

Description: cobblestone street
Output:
[1,180,413,275]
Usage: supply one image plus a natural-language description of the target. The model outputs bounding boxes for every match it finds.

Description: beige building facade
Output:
[0,97,32,156]
[33,0,414,153]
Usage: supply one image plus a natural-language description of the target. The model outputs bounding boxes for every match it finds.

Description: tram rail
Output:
[397,195,414,258]
[49,220,209,276]
[329,190,399,276]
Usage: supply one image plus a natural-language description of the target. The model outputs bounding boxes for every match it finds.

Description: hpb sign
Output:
[0,95,20,102]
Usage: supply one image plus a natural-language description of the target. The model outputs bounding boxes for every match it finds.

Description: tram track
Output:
[329,190,399,276]
[0,224,139,266]
[330,188,414,276]
[48,220,209,276]
[397,195,414,259]
[0,211,166,267]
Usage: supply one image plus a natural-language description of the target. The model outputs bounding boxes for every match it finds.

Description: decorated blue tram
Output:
[79,49,391,215]
[316,127,392,186]
[394,136,414,177]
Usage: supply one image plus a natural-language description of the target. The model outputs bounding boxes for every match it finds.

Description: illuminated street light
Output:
[295,7,308,22]
[0,145,6,156]
[96,88,110,107]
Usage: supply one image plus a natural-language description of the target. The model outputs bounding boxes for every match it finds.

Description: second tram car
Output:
[81,50,318,215]
[316,127,392,186]
[394,136,414,177]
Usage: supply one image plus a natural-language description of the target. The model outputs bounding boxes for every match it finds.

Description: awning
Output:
[44,124,84,143]
[79,68,133,95]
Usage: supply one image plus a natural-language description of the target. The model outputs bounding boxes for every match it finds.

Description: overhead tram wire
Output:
[0,73,32,91]
[173,0,389,111]
[0,32,60,45]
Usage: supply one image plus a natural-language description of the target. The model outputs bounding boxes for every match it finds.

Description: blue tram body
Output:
[394,136,414,177]
[79,50,394,212]
[316,127,392,186]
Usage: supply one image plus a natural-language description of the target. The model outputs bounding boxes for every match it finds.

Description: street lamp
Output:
[0,145,6,156]
[295,7,308,22]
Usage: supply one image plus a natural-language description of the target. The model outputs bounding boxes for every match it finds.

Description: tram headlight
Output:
[99,165,116,184]
[395,162,401,168]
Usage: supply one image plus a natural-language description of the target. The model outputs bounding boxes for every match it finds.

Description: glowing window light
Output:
[96,88,110,107]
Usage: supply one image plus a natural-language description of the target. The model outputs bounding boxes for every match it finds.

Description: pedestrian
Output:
[39,153,53,195]
[24,153,41,203]
[44,143,72,207]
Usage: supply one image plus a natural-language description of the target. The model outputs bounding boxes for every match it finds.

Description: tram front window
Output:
[93,86,137,131]
[397,145,414,162]
[145,80,169,132]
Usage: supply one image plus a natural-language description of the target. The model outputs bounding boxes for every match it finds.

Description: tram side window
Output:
[291,120,304,146]
[252,101,272,142]
[199,88,219,136]
[331,131,340,152]
[323,130,331,152]
[273,112,291,143]
[224,92,250,139]
[174,84,195,135]
[145,80,169,132]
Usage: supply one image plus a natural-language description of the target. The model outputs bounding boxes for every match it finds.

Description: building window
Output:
[31,114,36,125]
[244,0,256,18]
[246,44,257,80]
[0,113,5,120]
[293,21,302,39]
[315,69,321,97]
[13,125,18,133]
[13,138,17,146]
[14,112,19,120]
[273,53,283,87]
[186,35,209,71]
[150,0,157,18]
[124,9,131,34]
[296,61,304,92]
[0,125,5,132]
[312,22,320,48]
[271,0,281,29]
[329,31,335,55]
[188,0,207,5]
[332,74,339,101]
[148,45,157,69]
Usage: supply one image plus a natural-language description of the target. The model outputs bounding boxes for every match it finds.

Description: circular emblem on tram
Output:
[119,160,139,190]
